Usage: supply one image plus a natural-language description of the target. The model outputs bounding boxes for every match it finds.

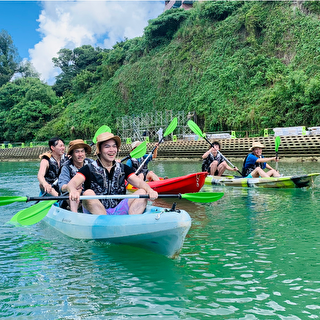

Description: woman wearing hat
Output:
[127,141,160,182]
[66,132,158,215]
[242,141,280,178]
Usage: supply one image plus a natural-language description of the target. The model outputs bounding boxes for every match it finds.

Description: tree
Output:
[52,45,103,96]
[0,30,21,87]
[0,78,58,141]
[18,60,40,78]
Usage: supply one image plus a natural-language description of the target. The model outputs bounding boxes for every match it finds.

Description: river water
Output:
[1,160,320,319]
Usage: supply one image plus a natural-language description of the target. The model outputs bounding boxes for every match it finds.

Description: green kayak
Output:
[205,173,320,188]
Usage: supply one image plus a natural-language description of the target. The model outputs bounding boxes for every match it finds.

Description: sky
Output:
[0,0,164,84]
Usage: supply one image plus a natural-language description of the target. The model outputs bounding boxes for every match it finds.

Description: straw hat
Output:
[131,141,142,150]
[96,132,121,154]
[249,141,265,151]
[67,139,91,155]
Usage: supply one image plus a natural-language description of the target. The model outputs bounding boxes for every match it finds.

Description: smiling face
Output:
[51,140,65,157]
[252,147,263,157]
[72,148,86,166]
[99,139,118,164]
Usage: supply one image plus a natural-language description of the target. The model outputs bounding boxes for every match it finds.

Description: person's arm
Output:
[66,173,86,203]
[58,166,71,193]
[127,173,158,200]
[202,148,213,159]
[225,162,239,172]
[256,157,277,163]
[152,143,159,159]
[37,158,51,193]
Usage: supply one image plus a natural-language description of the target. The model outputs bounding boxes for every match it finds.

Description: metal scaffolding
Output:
[116,110,196,142]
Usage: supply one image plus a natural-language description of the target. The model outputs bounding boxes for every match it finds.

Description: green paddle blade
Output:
[0,196,28,206]
[275,136,281,152]
[130,141,147,158]
[93,125,111,144]
[13,200,57,226]
[187,120,205,138]
[163,117,178,137]
[181,192,224,203]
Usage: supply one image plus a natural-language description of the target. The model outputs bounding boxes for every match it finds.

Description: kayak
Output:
[127,172,207,194]
[43,204,192,258]
[205,173,320,188]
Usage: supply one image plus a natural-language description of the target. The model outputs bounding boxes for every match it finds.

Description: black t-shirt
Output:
[78,160,135,190]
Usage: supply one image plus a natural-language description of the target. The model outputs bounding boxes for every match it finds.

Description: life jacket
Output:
[131,157,149,180]
[63,158,93,180]
[86,160,126,209]
[202,153,214,172]
[242,153,263,177]
[43,154,67,192]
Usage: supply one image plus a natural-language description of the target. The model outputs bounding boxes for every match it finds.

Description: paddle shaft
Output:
[135,143,159,176]
[135,117,177,175]
[24,194,184,202]
[275,136,281,171]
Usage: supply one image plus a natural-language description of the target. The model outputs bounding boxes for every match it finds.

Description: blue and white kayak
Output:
[43,204,191,258]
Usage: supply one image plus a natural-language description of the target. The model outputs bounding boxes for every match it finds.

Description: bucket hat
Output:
[249,142,265,151]
[131,141,142,150]
[96,132,121,154]
[67,139,91,155]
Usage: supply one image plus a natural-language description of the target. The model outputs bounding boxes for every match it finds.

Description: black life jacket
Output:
[44,154,67,192]
[63,158,93,180]
[85,160,126,209]
[242,153,263,177]
[131,157,149,180]
[202,153,214,173]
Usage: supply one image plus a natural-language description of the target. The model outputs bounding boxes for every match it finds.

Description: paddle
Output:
[187,120,243,176]
[2,191,224,207]
[135,117,178,175]
[91,125,111,145]
[275,136,281,171]
[10,192,224,226]
[120,141,147,162]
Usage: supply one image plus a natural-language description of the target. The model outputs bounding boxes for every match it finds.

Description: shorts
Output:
[246,174,253,178]
[83,199,129,215]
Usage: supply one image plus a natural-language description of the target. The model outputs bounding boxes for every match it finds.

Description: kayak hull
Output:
[128,172,207,194]
[205,173,320,188]
[43,204,191,258]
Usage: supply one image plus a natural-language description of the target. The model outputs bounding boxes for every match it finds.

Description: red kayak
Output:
[127,172,208,194]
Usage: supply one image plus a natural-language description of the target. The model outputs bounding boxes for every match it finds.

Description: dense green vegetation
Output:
[2,1,320,142]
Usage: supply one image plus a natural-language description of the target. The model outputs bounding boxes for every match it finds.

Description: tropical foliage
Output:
[2,1,320,142]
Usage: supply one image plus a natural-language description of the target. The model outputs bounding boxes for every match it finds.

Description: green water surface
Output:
[1,160,320,319]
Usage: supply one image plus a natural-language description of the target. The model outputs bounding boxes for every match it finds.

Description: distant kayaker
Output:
[202,141,239,176]
[66,132,158,215]
[37,137,67,196]
[242,142,280,178]
[58,139,93,211]
[127,141,160,181]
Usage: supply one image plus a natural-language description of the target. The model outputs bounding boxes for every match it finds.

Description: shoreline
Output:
[1,156,319,163]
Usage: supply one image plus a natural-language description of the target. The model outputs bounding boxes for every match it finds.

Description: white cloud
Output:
[29,1,164,84]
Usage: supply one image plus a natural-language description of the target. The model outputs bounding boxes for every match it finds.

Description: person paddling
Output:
[66,132,158,215]
[202,141,239,176]
[37,137,67,196]
[127,141,160,181]
[242,142,280,178]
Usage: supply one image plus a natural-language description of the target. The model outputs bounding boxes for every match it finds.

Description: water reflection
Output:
[1,161,320,319]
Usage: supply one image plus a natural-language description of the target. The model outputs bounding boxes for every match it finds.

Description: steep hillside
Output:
[37,1,320,140]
